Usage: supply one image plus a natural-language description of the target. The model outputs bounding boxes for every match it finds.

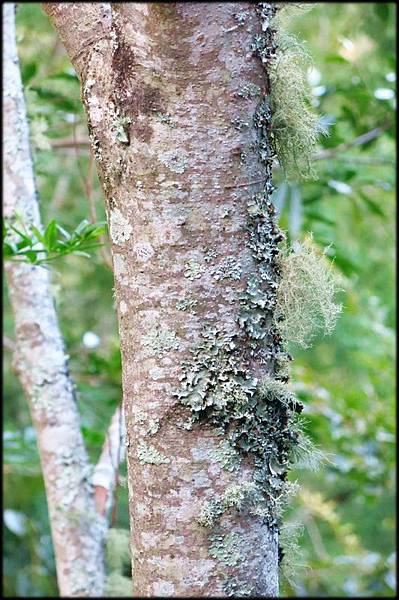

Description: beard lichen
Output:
[275,238,342,348]
[104,528,131,597]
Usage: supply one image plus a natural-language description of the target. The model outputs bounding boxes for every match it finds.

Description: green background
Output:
[3,3,396,597]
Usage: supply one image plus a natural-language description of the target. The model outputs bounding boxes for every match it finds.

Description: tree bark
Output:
[44,2,280,596]
[3,4,106,596]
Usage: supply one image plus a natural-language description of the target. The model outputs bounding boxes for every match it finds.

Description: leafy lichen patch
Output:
[137,440,170,465]
[141,325,179,358]
[184,259,203,281]
[160,149,188,174]
[109,208,132,245]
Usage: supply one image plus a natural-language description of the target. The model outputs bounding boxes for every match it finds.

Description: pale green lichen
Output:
[278,521,306,585]
[105,528,130,574]
[160,149,188,174]
[210,439,242,472]
[198,482,261,528]
[209,532,248,568]
[236,82,261,99]
[114,116,131,143]
[109,209,132,245]
[105,572,132,597]
[197,499,224,528]
[137,440,170,465]
[155,112,175,127]
[269,20,320,178]
[184,259,203,281]
[210,256,242,281]
[176,297,198,312]
[275,238,342,348]
[135,411,160,436]
[141,326,179,357]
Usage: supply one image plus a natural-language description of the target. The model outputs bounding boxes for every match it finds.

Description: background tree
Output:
[3,2,395,598]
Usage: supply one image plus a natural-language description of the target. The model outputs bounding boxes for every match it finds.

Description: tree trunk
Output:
[3,4,106,596]
[44,3,282,596]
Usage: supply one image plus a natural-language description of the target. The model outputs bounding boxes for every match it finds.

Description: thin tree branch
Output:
[315,123,392,161]
[50,137,90,148]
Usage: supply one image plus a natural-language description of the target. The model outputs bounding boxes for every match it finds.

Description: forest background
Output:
[3,2,396,597]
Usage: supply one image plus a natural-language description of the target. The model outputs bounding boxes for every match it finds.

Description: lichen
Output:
[141,325,179,358]
[137,440,170,465]
[275,238,342,348]
[184,259,203,281]
[278,521,306,585]
[176,297,198,312]
[171,1,339,584]
[105,528,130,573]
[114,116,131,143]
[252,3,321,179]
[236,82,261,99]
[160,149,188,174]
[135,411,160,436]
[104,572,132,597]
[210,256,242,281]
[209,532,248,568]
[210,439,241,473]
[109,209,132,245]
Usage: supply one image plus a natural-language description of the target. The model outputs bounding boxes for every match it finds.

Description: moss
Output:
[275,238,342,348]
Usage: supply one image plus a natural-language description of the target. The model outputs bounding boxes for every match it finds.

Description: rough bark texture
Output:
[44,2,280,596]
[3,4,106,596]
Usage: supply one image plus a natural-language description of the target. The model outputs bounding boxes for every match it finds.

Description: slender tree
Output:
[3,4,125,596]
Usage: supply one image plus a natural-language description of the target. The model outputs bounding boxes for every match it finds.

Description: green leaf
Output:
[75,219,90,236]
[357,191,385,217]
[30,225,45,245]
[44,220,57,250]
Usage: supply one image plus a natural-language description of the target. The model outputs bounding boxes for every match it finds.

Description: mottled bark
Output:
[3,4,106,596]
[44,2,279,596]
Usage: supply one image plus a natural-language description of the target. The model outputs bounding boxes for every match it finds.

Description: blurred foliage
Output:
[3,218,107,264]
[3,3,395,597]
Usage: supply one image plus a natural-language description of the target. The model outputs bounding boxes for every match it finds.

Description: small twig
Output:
[315,123,392,161]
[50,137,90,148]
[304,514,328,561]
